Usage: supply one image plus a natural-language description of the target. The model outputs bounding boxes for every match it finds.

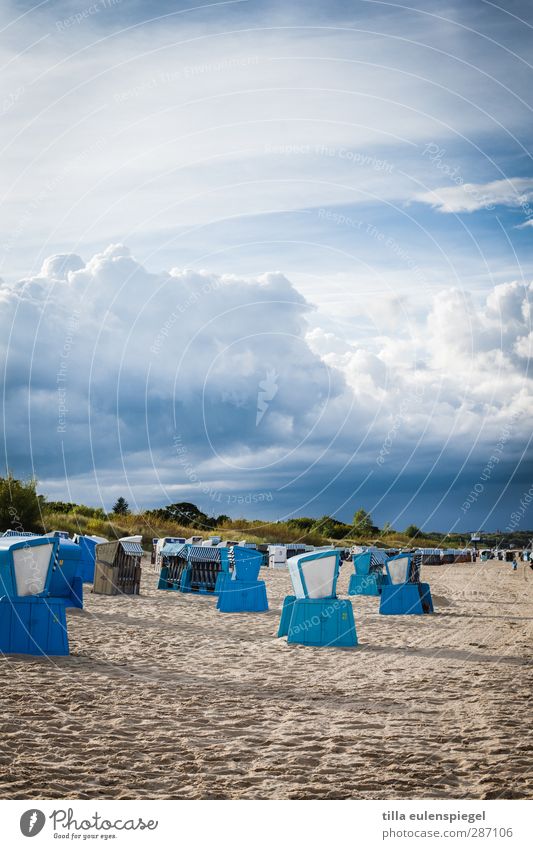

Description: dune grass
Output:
[40,510,469,551]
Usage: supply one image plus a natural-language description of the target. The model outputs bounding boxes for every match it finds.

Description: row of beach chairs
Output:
[0,528,433,656]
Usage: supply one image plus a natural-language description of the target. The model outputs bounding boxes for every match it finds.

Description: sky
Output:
[0,0,532,533]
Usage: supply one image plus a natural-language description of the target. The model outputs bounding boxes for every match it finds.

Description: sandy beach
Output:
[0,559,531,800]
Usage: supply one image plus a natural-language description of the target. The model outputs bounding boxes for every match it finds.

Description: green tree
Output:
[156,502,208,527]
[0,474,42,532]
[353,507,373,536]
[314,516,350,539]
[405,524,421,539]
[112,497,131,515]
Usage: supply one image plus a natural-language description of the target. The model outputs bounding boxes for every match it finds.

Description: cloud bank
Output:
[1,245,531,529]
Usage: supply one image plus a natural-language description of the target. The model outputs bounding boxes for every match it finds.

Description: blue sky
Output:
[0,0,532,532]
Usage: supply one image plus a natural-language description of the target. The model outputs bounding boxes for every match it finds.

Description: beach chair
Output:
[157,542,189,590]
[379,553,433,615]
[278,549,357,647]
[47,538,84,609]
[93,539,143,595]
[217,546,268,612]
[181,545,230,594]
[154,537,186,569]
[73,534,108,582]
[158,544,231,594]
[348,550,391,596]
[1,529,40,538]
[268,545,286,568]
[0,536,70,655]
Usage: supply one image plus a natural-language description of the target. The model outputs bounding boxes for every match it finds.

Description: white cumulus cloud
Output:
[415,178,533,215]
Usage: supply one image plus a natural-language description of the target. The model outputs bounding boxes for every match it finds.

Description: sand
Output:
[0,558,531,800]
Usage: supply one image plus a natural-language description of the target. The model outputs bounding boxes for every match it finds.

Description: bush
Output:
[312,516,350,540]
[71,504,107,519]
[45,501,78,514]
[0,474,43,533]
[42,501,107,520]
[287,517,316,531]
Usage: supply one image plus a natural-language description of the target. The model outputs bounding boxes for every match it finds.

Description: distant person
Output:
[512,557,518,571]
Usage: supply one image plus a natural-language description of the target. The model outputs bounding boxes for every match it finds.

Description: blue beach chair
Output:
[217,546,268,612]
[379,553,433,615]
[348,550,391,596]
[0,536,70,655]
[158,544,231,595]
[47,539,84,609]
[74,535,108,583]
[278,549,357,647]
[183,545,231,594]
[157,542,190,591]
